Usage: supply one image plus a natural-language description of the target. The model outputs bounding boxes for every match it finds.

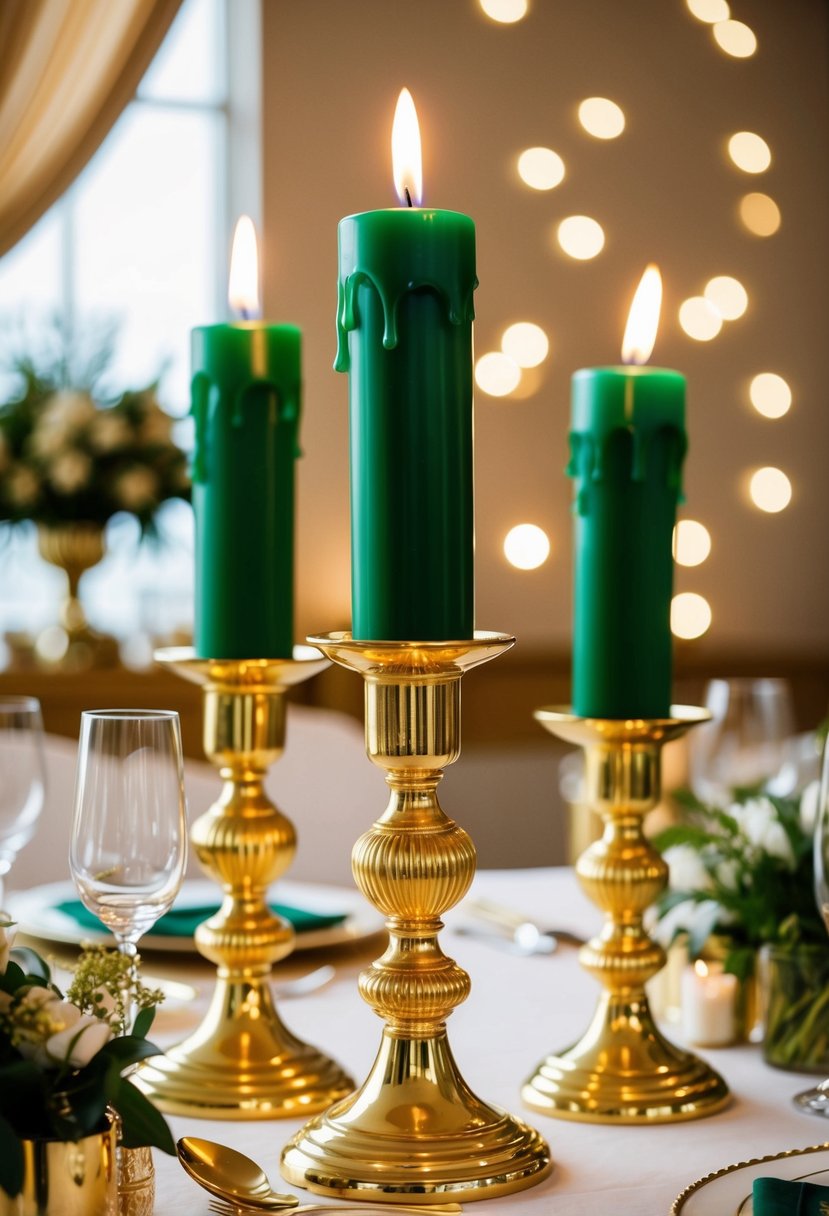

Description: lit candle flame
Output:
[392,88,423,206]
[228,215,260,318]
[694,959,709,979]
[621,264,662,365]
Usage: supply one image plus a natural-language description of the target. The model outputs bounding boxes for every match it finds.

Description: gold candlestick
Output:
[135,646,353,1119]
[281,633,551,1204]
[522,707,730,1124]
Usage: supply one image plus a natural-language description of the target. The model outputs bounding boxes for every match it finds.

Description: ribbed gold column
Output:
[135,647,353,1119]
[522,707,730,1124]
[281,633,552,1204]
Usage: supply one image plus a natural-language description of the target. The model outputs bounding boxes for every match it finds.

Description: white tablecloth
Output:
[140,868,827,1215]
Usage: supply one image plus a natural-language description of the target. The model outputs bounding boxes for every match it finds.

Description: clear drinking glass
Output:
[0,696,46,906]
[793,736,829,1115]
[69,710,187,982]
[689,678,795,804]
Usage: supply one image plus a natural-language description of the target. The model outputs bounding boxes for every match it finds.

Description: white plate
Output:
[671,1144,829,1214]
[9,879,385,954]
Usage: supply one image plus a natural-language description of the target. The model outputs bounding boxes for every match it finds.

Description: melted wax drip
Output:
[568,425,687,516]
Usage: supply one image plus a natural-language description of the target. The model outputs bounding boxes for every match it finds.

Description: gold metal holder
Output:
[135,646,353,1119]
[281,632,552,1204]
[522,706,731,1124]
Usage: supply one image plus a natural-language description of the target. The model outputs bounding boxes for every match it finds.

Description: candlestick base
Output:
[281,634,551,1203]
[135,647,353,1119]
[522,707,730,1125]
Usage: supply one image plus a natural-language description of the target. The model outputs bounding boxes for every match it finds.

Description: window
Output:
[0,0,232,658]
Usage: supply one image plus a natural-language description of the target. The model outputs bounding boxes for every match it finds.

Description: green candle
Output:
[191,218,300,659]
[335,89,477,640]
[568,267,687,719]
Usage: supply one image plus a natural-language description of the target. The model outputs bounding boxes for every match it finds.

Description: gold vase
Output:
[135,647,353,1119]
[0,1124,117,1216]
[522,707,731,1124]
[281,633,551,1204]
[35,524,118,670]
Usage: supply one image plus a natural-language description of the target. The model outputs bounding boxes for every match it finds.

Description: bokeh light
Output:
[475,351,522,397]
[749,467,792,513]
[673,520,712,567]
[671,593,712,640]
[739,192,781,237]
[501,322,549,368]
[517,147,565,191]
[713,19,757,57]
[686,0,730,21]
[749,373,792,419]
[704,275,748,321]
[557,215,605,260]
[503,524,551,570]
[678,296,723,341]
[479,0,528,22]
[578,97,626,140]
[728,132,771,174]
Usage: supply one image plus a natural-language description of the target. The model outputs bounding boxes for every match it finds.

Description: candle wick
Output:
[404,186,413,208]
[239,307,250,321]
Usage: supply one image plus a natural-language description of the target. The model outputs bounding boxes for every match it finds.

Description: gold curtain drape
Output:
[0,0,183,259]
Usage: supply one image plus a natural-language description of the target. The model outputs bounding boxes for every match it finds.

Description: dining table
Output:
[17,865,829,1215]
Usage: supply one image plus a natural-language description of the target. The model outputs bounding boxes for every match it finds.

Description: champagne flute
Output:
[689,678,794,804]
[793,737,829,1116]
[69,710,187,1026]
[0,696,46,908]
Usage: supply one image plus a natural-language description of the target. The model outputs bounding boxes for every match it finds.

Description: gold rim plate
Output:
[671,1143,829,1214]
[9,879,385,955]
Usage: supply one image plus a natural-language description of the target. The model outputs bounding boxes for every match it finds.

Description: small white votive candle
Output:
[680,959,738,1046]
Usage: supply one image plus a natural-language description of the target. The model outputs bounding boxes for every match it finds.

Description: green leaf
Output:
[687,902,723,959]
[132,1006,155,1039]
[111,1078,175,1155]
[0,1111,24,1197]
[97,1036,162,1068]
[652,824,717,853]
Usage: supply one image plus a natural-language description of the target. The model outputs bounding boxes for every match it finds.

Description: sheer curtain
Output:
[0,0,182,257]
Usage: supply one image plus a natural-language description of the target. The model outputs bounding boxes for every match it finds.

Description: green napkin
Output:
[55,898,346,938]
[753,1177,829,1215]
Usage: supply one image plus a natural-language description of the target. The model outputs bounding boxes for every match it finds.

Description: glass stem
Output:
[116,937,139,1034]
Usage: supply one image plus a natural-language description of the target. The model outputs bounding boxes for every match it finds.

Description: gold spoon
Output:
[207,1198,463,1215]
[177,1138,299,1210]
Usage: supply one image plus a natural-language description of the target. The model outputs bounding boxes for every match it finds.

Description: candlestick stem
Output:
[522,706,730,1123]
[135,647,352,1118]
[281,633,551,1203]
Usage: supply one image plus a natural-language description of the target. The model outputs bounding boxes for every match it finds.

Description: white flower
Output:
[0,916,16,972]
[41,391,95,431]
[732,796,796,869]
[664,845,712,894]
[653,897,722,948]
[800,780,821,835]
[46,1013,112,1068]
[90,410,131,452]
[116,467,158,510]
[47,450,91,493]
[6,466,40,506]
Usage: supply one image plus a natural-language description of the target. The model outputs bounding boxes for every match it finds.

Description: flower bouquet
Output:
[0,920,174,1202]
[0,318,189,533]
[653,782,829,1070]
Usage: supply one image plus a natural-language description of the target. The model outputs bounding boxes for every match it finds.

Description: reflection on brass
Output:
[281,633,552,1204]
[522,706,731,1124]
[135,647,353,1119]
[0,1122,117,1216]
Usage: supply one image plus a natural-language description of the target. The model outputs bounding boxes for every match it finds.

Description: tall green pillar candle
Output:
[191,322,301,658]
[334,89,477,641]
[567,269,687,719]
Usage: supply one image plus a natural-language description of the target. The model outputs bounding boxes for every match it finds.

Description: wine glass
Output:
[0,696,46,907]
[793,737,829,1116]
[689,678,795,805]
[69,710,187,1021]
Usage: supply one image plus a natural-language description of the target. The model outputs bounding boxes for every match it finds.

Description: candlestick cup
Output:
[281,633,551,1203]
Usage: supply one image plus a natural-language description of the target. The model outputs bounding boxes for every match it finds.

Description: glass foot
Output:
[793,1082,829,1116]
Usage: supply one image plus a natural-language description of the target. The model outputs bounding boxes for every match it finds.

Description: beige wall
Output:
[261,0,829,669]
